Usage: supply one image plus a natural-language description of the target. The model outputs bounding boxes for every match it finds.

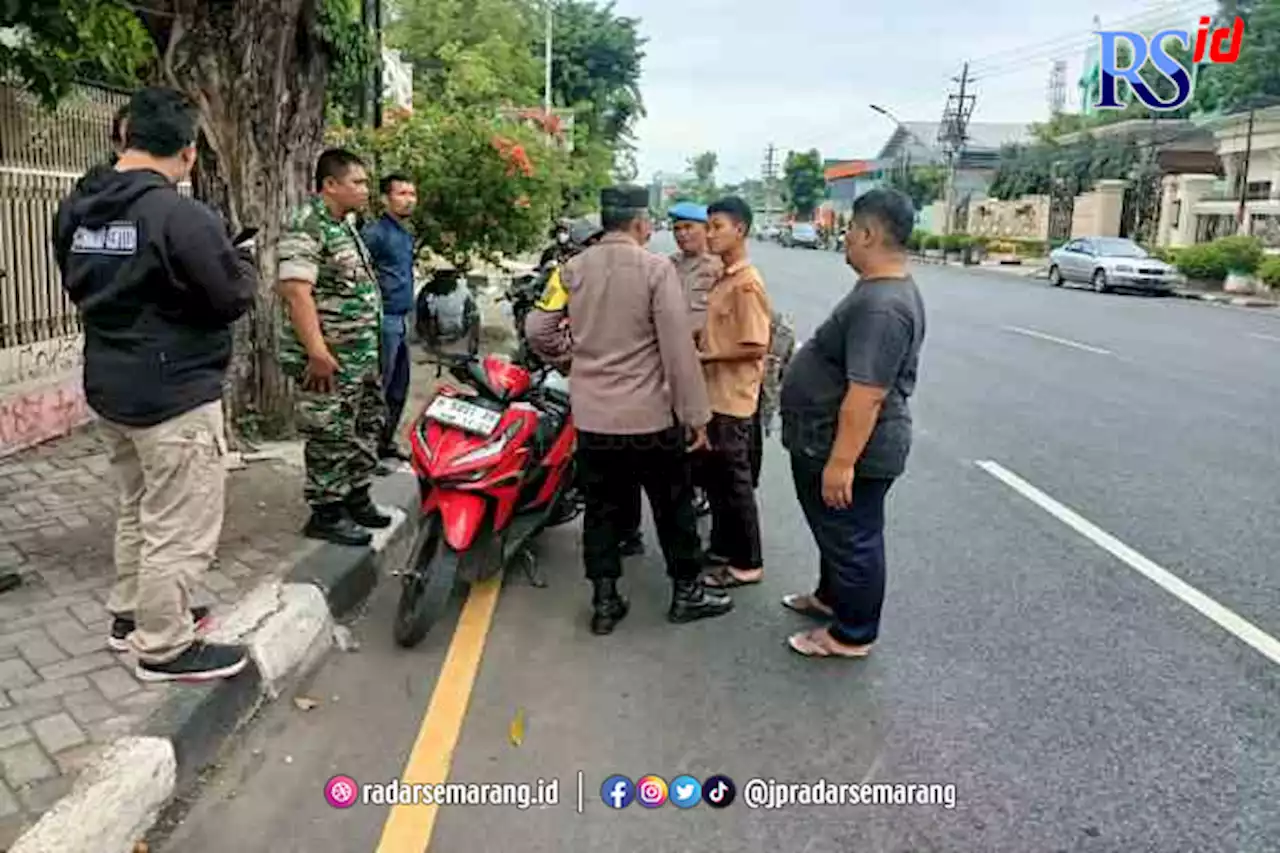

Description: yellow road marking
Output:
[374,577,504,853]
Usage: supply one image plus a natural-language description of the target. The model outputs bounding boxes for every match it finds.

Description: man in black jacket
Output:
[54,87,257,683]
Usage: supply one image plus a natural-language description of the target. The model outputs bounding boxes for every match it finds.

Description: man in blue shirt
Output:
[362,174,417,461]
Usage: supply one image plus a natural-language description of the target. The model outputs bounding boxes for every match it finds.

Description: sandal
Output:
[787,628,873,659]
[702,565,763,589]
[781,593,833,621]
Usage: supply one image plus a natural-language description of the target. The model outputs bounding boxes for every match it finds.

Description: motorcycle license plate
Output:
[426,395,501,436]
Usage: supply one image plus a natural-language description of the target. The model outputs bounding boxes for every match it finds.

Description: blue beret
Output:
[668,201,708,223]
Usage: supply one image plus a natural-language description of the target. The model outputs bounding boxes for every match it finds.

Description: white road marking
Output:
[976,459,1280,668]
[1250,332,1280,343]
[1003,325,1112,355]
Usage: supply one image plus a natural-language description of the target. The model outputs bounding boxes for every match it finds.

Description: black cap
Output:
[600,184,649,211]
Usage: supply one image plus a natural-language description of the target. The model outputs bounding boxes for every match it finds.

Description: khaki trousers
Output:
[96,400,227,664]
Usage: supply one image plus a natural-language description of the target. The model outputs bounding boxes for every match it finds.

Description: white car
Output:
[1048,237,1181,294]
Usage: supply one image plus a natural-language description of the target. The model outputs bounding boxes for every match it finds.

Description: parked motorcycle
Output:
[392,351,582,647]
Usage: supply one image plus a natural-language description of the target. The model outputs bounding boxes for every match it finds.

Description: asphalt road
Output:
[154,236,1280,853]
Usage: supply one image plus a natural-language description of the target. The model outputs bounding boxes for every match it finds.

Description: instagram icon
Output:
[636,775,668,809]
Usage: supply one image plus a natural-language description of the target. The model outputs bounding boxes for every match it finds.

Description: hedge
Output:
[1170,236,1265,282]
[1258,255,1280,289]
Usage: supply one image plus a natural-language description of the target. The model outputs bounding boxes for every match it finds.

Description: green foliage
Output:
[886,164,945,209]
[1258,254,1280,288]
[1173,243,1230,280]
[922,234,942,251]
[906,230,926,251]
[1169,236,1264,281]
[388,0,646,211]
[389,0,542,107]
[538,2,645,144]
[1213,235,1265,272]
[1200,0,1280,112]
[0,0,153,104]
[783,149,824,218]
[318,0,380,126]
[989,134,1141,201]
[331,106,573,271]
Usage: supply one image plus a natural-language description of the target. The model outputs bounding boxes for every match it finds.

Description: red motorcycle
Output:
[394,352,581,647]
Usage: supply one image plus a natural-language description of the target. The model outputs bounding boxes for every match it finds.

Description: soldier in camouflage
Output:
[277,149,392,546]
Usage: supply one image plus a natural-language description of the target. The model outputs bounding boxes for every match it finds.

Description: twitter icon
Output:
[669,775,702,809]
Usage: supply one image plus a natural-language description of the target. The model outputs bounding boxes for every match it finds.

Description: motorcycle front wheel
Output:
[393,514,459,648]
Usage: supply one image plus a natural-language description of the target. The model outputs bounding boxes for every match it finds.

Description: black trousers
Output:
[790,452,894,646]
[748,404,763,488]
[700,413,763,569]
[577,428,702,582]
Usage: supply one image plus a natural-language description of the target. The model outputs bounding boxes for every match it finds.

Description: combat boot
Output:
[346,485,393,529]
[668,579,734,624]
[304,503,372,547]
[589,578,629,636]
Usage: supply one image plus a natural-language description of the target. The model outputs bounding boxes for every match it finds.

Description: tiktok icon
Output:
[702,775,736,809]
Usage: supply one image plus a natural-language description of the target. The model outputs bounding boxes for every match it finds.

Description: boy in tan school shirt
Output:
[696,196,771,588]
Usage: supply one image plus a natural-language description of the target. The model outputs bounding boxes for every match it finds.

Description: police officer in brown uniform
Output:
[525,185,734,635]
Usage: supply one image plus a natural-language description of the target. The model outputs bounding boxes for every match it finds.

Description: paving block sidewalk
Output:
[0,426,311,848]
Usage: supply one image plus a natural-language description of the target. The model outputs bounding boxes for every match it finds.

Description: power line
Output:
[965,0,1205,75]
[968,1,1212,84]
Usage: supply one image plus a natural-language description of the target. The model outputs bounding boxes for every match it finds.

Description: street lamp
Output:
[544,1,554,115]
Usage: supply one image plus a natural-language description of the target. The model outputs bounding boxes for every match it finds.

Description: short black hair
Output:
[124,87,197,157]
[380,173,412,195]
[315,149,366,193]
[851,188,915,250]
[110,103,129,148]
[708,196,754,234]
[601,206,648,233]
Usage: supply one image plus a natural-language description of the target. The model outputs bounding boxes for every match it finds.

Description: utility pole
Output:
[1047,60,1067,117]
[1236,105,1256,234]
[938,62,975,234]
[544,1,554,115]
[372,0,384,129]
[762,143,780,223]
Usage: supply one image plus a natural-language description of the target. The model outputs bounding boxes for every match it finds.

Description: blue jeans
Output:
[790,453,894,645]
[380,313,411,449]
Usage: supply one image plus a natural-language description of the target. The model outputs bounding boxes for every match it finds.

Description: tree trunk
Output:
[138,0,332,445]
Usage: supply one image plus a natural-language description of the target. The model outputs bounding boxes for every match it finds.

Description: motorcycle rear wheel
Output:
[393,515,458,648]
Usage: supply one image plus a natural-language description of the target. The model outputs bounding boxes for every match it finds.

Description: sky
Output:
[608,0,1217,183]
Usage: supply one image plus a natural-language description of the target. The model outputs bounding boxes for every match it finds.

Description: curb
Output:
[9,470,420,853]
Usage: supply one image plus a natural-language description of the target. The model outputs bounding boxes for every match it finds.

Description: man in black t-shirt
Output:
[778,188,926,659]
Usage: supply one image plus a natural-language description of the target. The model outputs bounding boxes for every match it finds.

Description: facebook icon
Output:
[600,775,635,809]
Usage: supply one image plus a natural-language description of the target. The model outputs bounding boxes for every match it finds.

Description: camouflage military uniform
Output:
[277,197,385,507]
[759,311,796,437]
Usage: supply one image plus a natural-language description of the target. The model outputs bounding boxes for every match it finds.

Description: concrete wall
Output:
[968,195,1051,241]
[1072,179,1126,239]
[0,334,92,458]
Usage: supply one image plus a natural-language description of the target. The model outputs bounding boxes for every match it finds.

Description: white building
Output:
[382,48,412,111]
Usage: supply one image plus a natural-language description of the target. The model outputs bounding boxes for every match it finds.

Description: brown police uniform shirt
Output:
[670,251,722,335]
[525,233,711,435]
[700,259,772,419]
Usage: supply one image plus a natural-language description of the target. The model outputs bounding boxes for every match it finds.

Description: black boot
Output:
[590,578,630,636]
[619,530,645,557]
[378,444,411,463]
[668,579,734,624]
[304,503,373,546]
[346,486,393,529]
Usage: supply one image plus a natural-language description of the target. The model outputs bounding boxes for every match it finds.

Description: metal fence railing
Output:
[0,82,127,349]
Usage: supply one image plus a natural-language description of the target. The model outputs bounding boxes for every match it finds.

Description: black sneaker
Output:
[135,640,249,683]
[108,606,213,653]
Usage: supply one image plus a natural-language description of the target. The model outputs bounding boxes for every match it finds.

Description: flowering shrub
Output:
[330,104,571,271]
